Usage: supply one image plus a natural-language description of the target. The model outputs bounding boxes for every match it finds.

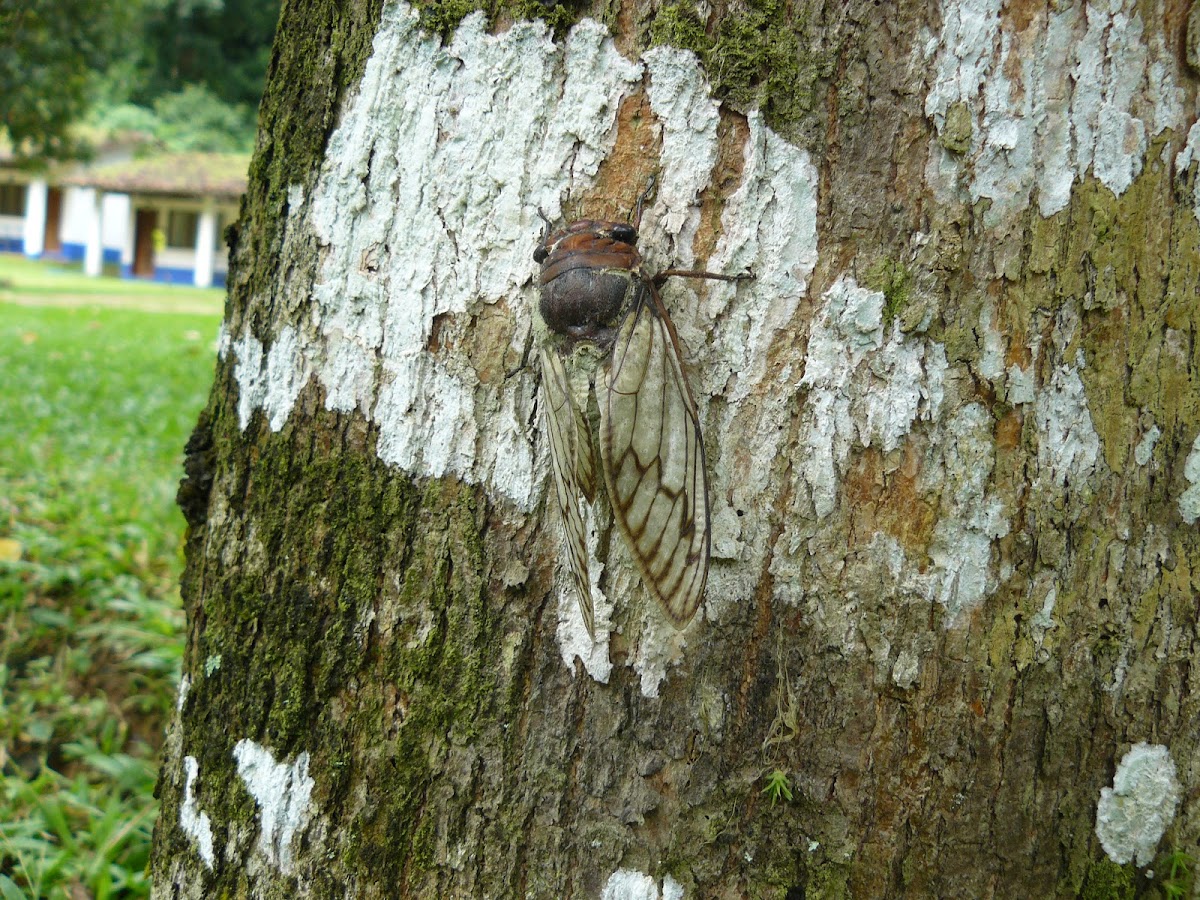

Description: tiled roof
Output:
[64,152,250,199]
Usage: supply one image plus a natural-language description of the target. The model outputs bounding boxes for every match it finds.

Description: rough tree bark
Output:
[151,0,1200,896]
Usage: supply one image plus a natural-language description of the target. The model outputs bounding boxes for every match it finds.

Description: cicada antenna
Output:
[632,175,657,230]
[533,207,555,263]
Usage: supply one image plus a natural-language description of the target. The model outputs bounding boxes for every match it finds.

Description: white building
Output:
[2,151,247,289]
[62,153,248,289]
[14,180,130,265]
[2,141,140,266]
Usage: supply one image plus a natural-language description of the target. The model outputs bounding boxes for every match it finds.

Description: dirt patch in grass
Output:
[0,291,223,316]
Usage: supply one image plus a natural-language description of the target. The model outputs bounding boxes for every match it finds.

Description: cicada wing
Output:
[571,380,598,505]
[539,345,595,637]
[600,281,711,627]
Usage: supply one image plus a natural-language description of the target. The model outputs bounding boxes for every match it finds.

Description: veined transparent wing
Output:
[599,280,710,627]
[539,345,596,637]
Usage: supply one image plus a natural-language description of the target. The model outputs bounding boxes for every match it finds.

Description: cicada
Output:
[534,192,747,637]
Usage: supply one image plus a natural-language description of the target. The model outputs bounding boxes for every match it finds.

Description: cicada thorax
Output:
[535,219,642,347]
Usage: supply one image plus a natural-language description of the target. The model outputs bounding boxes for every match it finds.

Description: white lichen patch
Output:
[1134,422,1160,467]
[1034,362,1101,493]
[705,111,819,402]
[224,326,312,432]
[1178,433,1200,525]
[1095,742,1181,866]
[631,613,689,699]
[601,868,683,899]
[976,302,1005,383]
[180,756,215,870]
[643,47,720,266]
[1028,577,1058,660]
[682,107,819,630]
[233,740,315,875]
[771,288,1009,625]
[1006,363,1036,406]
[797,276,946,520]
[224,329,261,429]
[922,404,1009,621]
[924,0,1002,137]
[891,649,920,689]
[631,97,818,693]
[925,0,1186,224]
[821,404,1007,627]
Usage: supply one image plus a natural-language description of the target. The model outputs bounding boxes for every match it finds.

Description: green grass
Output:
[0,255,220,898]
[0,255,224,304]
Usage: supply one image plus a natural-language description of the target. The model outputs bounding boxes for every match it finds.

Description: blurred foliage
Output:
[152,85,256,152]
[0,256,221,897]
[88,85,257,154]
[1,0,279,161]
[0,0,135,161]
[133,0,279,111]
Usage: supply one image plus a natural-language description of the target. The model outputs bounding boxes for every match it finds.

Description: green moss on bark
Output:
[1006,132,1200,481]
[865,258,913,328]
[647,1,709,55]
[156,369,512,892]
[649,0,835,138]
[1079,859,1136,900]
[410,0,591,40]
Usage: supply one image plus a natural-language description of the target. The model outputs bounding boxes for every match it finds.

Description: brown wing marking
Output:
[600,280,710,627]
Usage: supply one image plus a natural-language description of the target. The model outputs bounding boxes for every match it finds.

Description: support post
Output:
[23,179,47,257]
[83,189,104,277]
[194,200,217,288]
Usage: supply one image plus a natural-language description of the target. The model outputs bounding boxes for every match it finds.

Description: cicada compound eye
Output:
[611,223,637,245]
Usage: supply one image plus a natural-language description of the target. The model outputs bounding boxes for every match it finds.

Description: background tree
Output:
[152,0,1200,897]
[133,0,279,109]
[0,0,131,159]
[0,0,279,160]
[95,0,281,152]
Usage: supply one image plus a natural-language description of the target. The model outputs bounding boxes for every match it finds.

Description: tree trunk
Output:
[151,0,1200,896]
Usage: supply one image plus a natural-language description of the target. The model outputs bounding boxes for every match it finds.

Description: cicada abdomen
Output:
[534,212,741,636]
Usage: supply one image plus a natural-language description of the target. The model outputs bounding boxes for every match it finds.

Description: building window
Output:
[0,183,26,216]
[165,210,199,248]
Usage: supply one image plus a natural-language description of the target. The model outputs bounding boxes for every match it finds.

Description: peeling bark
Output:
[152,0,1200,897]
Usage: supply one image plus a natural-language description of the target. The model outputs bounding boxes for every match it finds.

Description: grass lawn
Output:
[0,255,221,898]
[0,255,224,312]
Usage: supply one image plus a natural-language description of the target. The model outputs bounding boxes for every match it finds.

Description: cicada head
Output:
[534,219,642,343]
